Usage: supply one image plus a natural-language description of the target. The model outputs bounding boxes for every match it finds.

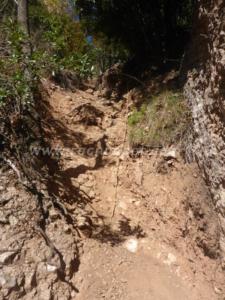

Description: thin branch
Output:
[3,157,22,180]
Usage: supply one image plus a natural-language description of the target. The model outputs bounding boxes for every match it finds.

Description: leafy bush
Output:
[29,2,90,77]
[29,2,125,78]
[0,18,43,173]
[0,20,35,107]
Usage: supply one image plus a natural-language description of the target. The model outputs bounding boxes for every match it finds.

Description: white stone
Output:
[47,264,58,273]
[118,201,128,210]
[88,190,95,199]
[163,149,177,160]
[0,274,7,286]
[9,215,18,226]
[0,251,16,264]
[164,253,177,266]
[65,95,73,101]
[124,238,138,253]
[86,89,94,94]
[0,273,17,289]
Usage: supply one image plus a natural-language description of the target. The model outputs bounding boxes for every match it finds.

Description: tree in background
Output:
[76,0,194,73]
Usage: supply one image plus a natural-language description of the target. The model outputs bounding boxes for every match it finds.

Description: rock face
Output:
[184,0,225,256]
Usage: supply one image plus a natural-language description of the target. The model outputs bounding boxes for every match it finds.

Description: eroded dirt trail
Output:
[44,82,222,300]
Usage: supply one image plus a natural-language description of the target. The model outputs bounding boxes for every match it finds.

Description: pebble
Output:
[84,181,94,188]
[124,239,138,253]
[65,95,73,101]
[49,208,59,221]
[47,264,58,273]
[118,201,127,210]
[88,190,95,199]
[86,89,94,94]
[164,253,177,266]
[9,215,18,226]
[163,149,177,160]
[0,251,16,264]
[0,215,9,225]
[64,224,71,234]
[0,273,17,289]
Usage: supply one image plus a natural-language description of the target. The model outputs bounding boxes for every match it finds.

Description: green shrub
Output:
[29,2,128,79]
[0,20,36,107]
[29,2,95,78]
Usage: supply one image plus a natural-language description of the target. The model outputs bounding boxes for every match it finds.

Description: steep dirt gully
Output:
[0,79,224,299]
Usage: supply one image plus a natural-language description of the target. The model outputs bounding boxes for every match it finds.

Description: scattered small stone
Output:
[84,181,94,188]
[88,190,96,199]
[0,214,9,225]
[104,100,113,106]
[0,251,17,264]
[47,264,58,273]
[77,215,91,229]
[0,273,17,289]
[134,200,141,206]
[49,208,59,221]
[9,215,18,226]
[118,201,128,210]
[124,238,138,253]
[65,95,73,101]
[214,286,223,294]
[86,88,94,94]
[71,290,77,298]
[163,149,177,160]
[64,224,71,234]
[164,253,177,266]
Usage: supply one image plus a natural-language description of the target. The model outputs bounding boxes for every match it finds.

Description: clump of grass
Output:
[128,90,190,148]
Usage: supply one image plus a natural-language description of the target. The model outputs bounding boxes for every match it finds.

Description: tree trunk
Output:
[17,0,31,58]
[17,0,29,35]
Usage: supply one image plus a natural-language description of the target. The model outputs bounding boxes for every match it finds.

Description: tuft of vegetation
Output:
[128,90,190,148]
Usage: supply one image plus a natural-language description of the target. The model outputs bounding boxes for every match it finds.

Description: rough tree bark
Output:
[17,0,31,58]
[184,0,225,258]
[17,0,29,35]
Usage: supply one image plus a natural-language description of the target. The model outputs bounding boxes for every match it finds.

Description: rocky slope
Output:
[184,0,225,258]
